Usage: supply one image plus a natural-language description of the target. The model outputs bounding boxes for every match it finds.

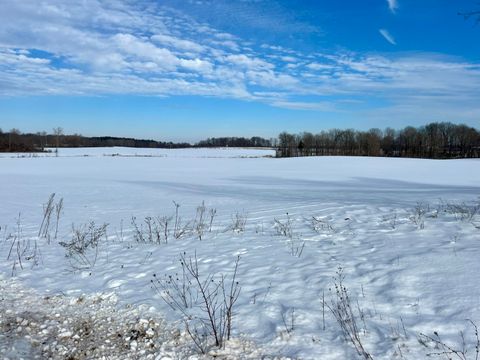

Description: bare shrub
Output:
[152,252,241,354]
[159,215,172,243]
[154,262,197,311]
[443,201,480,223]
[144,216,160,244]
[274,213,293,238]
[146,217,161,244]
[115,219,125,243]
[311,215,336,233]
[131,216,171,245]
[59,222,108,270]
[287,238,305,258]
[281,307,296,335]
[131,216,144,243]
[419,320,479,360]
[209,208,217,232]
[38,193,63,243]
[325,267,373,359]
[172,201,191,239]
[193,202,217,240]
[410,202,429,230]
[38,193,54,243]
[381,212,397,230]
[273,213,305,257]
[7,214,41,276]
[193,201,207,240]
[229,211,247,233]
[54,197,63,241]
[130,202,214,244]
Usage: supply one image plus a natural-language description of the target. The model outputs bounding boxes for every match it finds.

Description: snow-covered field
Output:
[1,147,479,359]
[0,146,276,159]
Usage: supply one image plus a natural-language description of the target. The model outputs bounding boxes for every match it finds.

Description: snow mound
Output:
[0,280,268,360]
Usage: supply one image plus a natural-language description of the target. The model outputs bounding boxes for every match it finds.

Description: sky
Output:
[0,0,479,142]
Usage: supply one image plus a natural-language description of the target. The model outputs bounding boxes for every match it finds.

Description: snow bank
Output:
[0,279,265,359]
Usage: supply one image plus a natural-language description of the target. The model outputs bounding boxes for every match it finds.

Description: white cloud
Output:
[113,34,177,68]
[0,0,479,124]
[379,29,397,45]
[271,100,335,111]
[224,54,274,70]
[151,34,205,53]
[179,58,213,73]
[0,51,51,66]
[246,70,298,88]
[306,62,334,71]
[280,56,297,63]
[387,0,398,13]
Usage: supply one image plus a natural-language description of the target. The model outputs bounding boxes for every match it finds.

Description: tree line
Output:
[0,128,191,152]
[3,122,479,159]
[196,136,272,148]
[0,128,272,152]
[276,122,480,159]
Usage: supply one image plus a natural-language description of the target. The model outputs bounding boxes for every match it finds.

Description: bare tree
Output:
[459,8,480,24]
[37,131,47,151]
[276,122,480,159]
[53,127,63,156]
[8,128,21,152]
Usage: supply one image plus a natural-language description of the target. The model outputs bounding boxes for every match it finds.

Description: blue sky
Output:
[0,0,479,142]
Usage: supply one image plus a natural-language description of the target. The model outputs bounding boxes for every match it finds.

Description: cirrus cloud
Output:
[379,29,397,45]
[387,0,398,13]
